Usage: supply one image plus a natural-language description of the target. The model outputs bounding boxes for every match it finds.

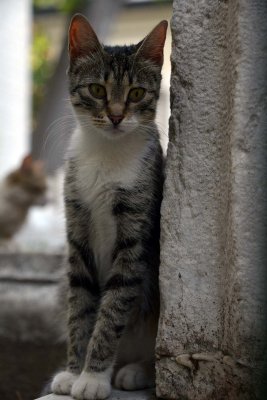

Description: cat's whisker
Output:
[40,116,76,159]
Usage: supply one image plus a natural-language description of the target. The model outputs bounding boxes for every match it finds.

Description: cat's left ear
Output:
[136,20,168,67]
[21,155,33,172]
[68,14,101,61]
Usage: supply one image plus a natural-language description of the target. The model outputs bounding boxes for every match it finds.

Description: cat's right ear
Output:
[68,14,101,62]
[135,21,168,67]
[20,155,33,173]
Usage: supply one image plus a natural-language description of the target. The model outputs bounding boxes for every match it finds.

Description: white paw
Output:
[115,363,154,390]
[71,371,111,400]
[51,370,78,394]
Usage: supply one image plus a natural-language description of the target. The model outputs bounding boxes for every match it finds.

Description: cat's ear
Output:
[136,20,168,67]
[21,155,33,172]
[68,14,101,61]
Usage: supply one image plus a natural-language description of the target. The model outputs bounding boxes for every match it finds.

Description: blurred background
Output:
[0,1,171,400]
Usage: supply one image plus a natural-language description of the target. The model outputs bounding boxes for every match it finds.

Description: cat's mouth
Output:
[102,124,125,134]
[111,125,124,132]
[92,117,125,133]
[98,124,128,139]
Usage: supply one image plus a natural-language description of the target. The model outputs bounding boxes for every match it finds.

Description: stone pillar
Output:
[0,0,31,178]
[156,1,267,399]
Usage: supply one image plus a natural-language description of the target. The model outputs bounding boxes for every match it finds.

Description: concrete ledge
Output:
[0,251,65,342]
[35,389,155,400]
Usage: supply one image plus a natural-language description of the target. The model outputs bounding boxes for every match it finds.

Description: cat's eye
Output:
[89,83,106,99]
[128,87,146,103]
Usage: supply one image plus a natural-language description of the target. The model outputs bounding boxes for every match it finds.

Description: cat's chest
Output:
[76,156,139,282]
[77,155,138,210]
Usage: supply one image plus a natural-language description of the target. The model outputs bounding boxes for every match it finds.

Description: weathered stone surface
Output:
[0,250,67,400]
[0,251,65,342]
[156,0,267,398]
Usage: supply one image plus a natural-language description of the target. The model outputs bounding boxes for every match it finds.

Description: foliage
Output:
[31,28,54,128]
[33,0,84,13]
[32,1,86,126]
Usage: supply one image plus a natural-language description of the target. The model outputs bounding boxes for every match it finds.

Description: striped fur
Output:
[52,15,167,400]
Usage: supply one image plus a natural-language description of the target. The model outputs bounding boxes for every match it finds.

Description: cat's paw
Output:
[51,370,78,395]
[114,363,154,390]
[71,371,111,400]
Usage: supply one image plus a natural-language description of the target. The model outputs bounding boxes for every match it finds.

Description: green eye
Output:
[128,87,146,103]
[89,83,106,99]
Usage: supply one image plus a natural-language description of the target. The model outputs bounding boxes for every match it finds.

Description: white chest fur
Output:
[70,127,148,284]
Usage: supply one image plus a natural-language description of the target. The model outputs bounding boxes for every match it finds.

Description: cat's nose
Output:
[108,114,124,126]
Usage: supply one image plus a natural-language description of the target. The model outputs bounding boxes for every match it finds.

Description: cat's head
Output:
[68,14,167,139]
[6,155,47,206]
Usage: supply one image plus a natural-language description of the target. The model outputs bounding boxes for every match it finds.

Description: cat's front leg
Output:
[52,243,99,395]
[51,370,78,395]
[71,188,155,399]
[71,369,112,400]
[71,271,143,400]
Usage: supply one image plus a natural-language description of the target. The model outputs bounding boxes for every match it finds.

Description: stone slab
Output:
[35,389,155,400]
[0,250,65,342]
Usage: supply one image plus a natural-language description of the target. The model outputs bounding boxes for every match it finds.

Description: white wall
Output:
[0,0,31,178]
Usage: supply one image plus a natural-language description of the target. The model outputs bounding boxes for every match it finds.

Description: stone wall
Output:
[156,0,267,399]
[0,250,66,400]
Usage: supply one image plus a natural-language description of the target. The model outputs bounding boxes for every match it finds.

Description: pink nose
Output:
[108,114,124,126]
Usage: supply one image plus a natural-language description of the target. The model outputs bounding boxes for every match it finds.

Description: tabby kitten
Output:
[51,14,167,400]
[0,155,47,239]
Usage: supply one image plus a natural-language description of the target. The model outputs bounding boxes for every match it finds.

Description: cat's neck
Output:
[68,122,156,164]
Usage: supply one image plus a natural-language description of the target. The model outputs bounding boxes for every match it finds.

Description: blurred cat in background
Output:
[0,155,47,239]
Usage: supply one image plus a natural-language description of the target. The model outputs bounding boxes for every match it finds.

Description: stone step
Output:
[0,250,65,342]
[35,389,155,400]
